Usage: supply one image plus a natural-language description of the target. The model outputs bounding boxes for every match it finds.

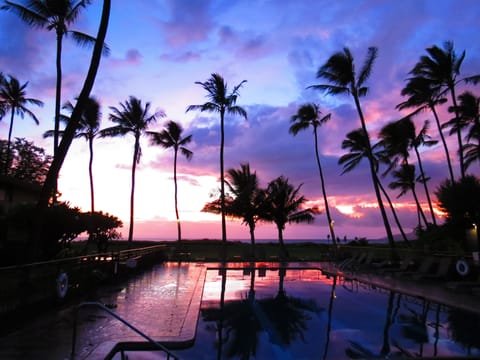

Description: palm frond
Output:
[357,46,378,87]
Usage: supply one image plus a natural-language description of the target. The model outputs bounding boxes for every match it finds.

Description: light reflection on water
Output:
[178,264,480,360]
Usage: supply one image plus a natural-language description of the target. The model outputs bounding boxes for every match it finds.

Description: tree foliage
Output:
[0,137,52,184]
[6,201,122,262]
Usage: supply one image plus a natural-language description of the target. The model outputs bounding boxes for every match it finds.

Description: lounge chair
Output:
[338,252,367,270]
[393,256,435,278]
[380,254,416,275]
[412,257,452,280]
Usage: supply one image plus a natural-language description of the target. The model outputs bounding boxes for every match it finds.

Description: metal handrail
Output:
[71,301,180,360]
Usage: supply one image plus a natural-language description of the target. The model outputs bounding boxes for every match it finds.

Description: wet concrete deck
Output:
[0,263,206,360]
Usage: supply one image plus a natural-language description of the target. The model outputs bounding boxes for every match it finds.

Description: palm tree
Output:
[100,96,163,243]
[148,120,193,242]
[32,0,110,262]
[0,75,43,175]
[411,120,438,225]
[264,176,316,259]
[309,46,395,250]
[409,41,480,179]
[186,73,247,250]
[290,103,337,247]
[397,76,454,183]
[379,117,438,225]
[2,0,109,203]
[389,164,429,229]
[45,96,101,212]
[1,0,107,159]
[204,163,266,259]
[453,91,480,171]
[339,128,409,243]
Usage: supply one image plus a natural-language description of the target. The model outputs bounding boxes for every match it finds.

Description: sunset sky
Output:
[1,0,479,241]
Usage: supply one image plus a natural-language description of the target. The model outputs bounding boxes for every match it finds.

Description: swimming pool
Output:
[1,262,478,359]
[177,264,480,359]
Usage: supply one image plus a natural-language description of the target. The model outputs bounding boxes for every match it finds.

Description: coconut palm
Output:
[409,41,480,179]
[186,73,247,250]
[397,76,454,183]
[100,96,163,243]
[453,91,480,171]
[31,0,110,262]
[1,0,108,159]
[290,103,337,247]
[411,120,438,225]
[0,75,43,175]
[339,128,409,243]
[309,46,395,249]
[148,120,193,242]
[45,96,101,212]
[389,164,429,229]
[205,163,266,259]
[264,176,316,259]
[379,117,438,225]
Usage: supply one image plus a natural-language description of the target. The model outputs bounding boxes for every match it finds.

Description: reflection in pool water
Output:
[178,264,480,360]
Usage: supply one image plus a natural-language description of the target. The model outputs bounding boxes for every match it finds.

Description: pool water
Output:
[177,265,480,360]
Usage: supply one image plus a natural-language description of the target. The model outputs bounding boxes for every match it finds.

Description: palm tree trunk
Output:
[248,221,255,259]
[449,86,465,179]
[5,110,15,175]
[414,147,436,225]
[430,103,455,182]
[412,185,429,228]
[53,30,63,203]
[217,268,227,360]
[34,0,111,260]
[220,107,227,259]
[377,175,409,244]
[277,225,288,259]
[322,275,336,360]
[314,127,336,247]
[174,148,181,242]
[380,291,395,356]
[88,136,95,213]
[353,94,395,252]
[128,135,139,243]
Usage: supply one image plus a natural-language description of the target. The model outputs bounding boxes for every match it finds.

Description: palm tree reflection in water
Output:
[202,265,321,359]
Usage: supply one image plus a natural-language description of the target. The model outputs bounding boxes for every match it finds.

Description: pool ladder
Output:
[71,301,180,360]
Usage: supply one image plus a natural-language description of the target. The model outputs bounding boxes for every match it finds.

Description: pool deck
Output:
[83,265,207,359]
[0,264,207,360]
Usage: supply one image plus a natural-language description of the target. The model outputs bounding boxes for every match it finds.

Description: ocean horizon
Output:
[129,237,389,244]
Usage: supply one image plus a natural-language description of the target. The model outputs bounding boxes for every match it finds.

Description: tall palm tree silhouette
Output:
[290,103,337,247]
[100,96,163,243]
[456,91,480,171]
[149,120,193,242]
[397,76,454,183]
[339,128,409,243]
[389,164,429,229]
[203,163,266,259]
[309,46,395,251]
[264,176,316,259]
[45,96,102,212]
[1,0,107,159]
[187,73,247,255]
[410,41,480,179]
[33,0,110,262]
[2,0,109,203]
[0,75,43,175]
[379,117,438,225]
